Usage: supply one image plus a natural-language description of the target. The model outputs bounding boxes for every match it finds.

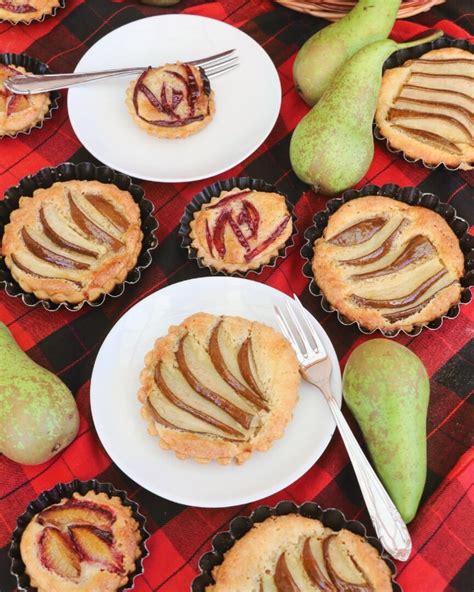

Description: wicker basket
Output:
[274,0,445,20]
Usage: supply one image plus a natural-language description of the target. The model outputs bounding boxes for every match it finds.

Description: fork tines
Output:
[274,295,327,363]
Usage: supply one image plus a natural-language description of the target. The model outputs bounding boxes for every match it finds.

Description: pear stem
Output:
[397,30,444,50]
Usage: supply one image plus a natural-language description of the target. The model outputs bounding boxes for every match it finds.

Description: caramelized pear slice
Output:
[21,227,90,270]
[84,194,129,232]
[40,207,98,258]
[237,338,264,399]
[154,363,244,439]
[302,537,335,591]
[68,192,123,251]
[39,527,81,580]
[209,323,268,411]
[274,552,301,592]
[176,335,254,429]
[323,535,372,591]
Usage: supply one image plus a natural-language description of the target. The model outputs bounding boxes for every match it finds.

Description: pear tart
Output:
[0,0,60,22]
[376,48,474,169]
[2,180,143,305]
[20,491,142,592]
[138,313,300,464]
[312,196,464,333]
[206,515,393,591]
[189,187,293,273]
[0,64,50,136]
[126,62,215,139]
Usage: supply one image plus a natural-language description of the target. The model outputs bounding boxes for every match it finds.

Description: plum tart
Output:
[376,47,474,170]
[20,491,142,592]
[0,63,50,136]
[312,196,464,333]
[0,0,60,22]
[138,312,300,464]
[189,187,293,273]
[1,180,143,304]
[206,514,393,591]
[125,62,215,139]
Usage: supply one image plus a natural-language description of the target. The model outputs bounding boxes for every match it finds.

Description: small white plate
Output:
[90,277,341,507]
[68,14,281,183]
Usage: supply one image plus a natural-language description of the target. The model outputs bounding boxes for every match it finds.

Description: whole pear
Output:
[294,0,401,105]
[0,323,79,465]
[289,31,443,195]
[343,340,430,523]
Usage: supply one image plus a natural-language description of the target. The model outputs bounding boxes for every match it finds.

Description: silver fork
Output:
[274,294,412,561]
[4,48,238,95]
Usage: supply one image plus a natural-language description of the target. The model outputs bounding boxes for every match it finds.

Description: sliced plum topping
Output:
[228,215,251,251]
[244,215,290,262]
[39,527,81,580]
[205,219,214,257]
[206,190,252,210]
[38,498,115,530]
[212,208,230,257]
[69,525,123,574]
[0,2,37,13]
[6,94,29,116]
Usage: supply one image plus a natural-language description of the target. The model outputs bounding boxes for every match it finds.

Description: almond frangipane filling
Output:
[138,312,300,464]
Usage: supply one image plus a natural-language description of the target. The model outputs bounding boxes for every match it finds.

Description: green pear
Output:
[294,0,401,105]
[342,339,430,523]
[289,31,443,195]
[0,322,79,465]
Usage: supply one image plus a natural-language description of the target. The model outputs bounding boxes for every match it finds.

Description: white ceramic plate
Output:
[90,277,341,507]
[68,15,281,182]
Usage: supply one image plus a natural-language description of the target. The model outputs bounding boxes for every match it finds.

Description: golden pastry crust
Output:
[138,312,300,464]
[0,0,60,23]
[1,180,143,304]
[376,48,474,170]
[20,491,142,592]
[312,196,464,333]
[189,187,293,273]
[0,64,51,135]
[206,514,393,591]
[125,62,215,139]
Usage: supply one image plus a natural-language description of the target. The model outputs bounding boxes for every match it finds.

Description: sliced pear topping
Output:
[302,537,335,591]
[274,552,301,592]
[323,535,372,591]
[177,334,255,429]
[237,338,265,399]
[153,364,245,439]
[209,322,268,411]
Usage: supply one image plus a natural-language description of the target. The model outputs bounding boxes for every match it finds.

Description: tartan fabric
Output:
[0,1,473,590]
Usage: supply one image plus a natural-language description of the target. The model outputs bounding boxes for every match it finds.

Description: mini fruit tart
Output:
[376,47,474,170]
[19,491,142,592]
[312,196,465,333]
[188,186,293,273]
[125,62,215,139]
[0,63,50,136]
[0,0,60,23]
[206,514,393,591]
[138,312,300,464]
[1,179,143,305]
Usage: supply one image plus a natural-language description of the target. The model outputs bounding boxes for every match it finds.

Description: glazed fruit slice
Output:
[39,526,81,580]
[69,525,123,574]
[0,2,37,12]
[37,498,115,531]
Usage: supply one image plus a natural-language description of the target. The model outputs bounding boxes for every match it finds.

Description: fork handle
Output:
[4,68,148,95]
[313,379,412,561]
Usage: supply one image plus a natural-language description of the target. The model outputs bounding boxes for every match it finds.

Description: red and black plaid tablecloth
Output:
[0,1,473,590]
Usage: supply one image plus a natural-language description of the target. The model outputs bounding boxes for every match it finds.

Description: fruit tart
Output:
[1,180,143,305]
[125,62,215,138]
[0,63,50,136]
[312,196,464,333]
[189,187,293,273]
[206,514,393,591]
[138,312,300,464]
[19,491,142,592]
[0,0,60,23]
[376,47,474,170]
